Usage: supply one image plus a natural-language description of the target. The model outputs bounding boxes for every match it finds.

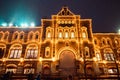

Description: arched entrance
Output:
[59,50,76,76]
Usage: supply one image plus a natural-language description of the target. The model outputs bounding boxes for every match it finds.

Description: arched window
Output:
[65,31,68,38]
[14,33,18,40]
[94,39,97,45]
[71,31,75,38]
[58,31,62,38]
[47,32,51,38]
[45,47,50,57]
[84,47,89,57]
[95,50,101,61]
[20,34,24,40]
[26,45,38,59]
[4,33,9,40]
[29,32,33,40]
[9,45,22,58]
[35,34,39,39]
[104,48,114,61]
[82,32,87,39]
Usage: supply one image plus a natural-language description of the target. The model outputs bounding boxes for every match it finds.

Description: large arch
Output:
[57,46,78,60]
[57,47,77,76]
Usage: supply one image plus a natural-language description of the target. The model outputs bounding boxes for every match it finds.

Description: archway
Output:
[59,50,76,76]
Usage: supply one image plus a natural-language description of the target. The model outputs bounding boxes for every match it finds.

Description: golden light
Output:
[93,57,97,62]
[52,57,56,62]
[2,58,6,62]
[39,57,42,62]
[103,60,107,64]
[20,58,24,62]
[79,58,84,62]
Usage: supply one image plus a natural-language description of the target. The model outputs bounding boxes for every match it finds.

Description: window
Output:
[26,48,38,58]
[14,34,18,40]
[47,32,51,38]
[71,32,75,38]
[94,40,97,45]
[82,32,86,39]
[4,33,9,40]
[9,48,22,58]
[108,69,117,73]
[59,32,62,38]
[96,53,101,61]
[104,53,114,61]
[84,47,89,57]
[35,34,39,39]
[45,47,50,57]
[20,34,24,39]
[65,32,68,38]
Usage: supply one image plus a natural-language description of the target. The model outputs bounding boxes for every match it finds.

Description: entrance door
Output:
[59,50,76,76]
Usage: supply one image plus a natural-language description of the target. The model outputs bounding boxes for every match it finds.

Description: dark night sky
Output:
[0,0,120,33]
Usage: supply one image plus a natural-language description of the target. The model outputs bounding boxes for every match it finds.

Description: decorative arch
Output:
[19,31,24,40]
[28,31,34,40]
[95,48,101,61]
[101,37,107,45]
[35,31,39,40]
[25,44,38,59]
[8,44,22,59]
[81,26,88,39]
[13,31,19,40]
[57,46,78,60]
[103,48,114,61]
[6,64,17,68]
[106,37,112,45]
[4,31,9,40]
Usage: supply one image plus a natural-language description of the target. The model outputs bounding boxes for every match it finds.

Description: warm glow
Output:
[2,58,6,62]
[39,57,42,62]
[20,58,24,62]
[52,57,56,62]
[65,32,68,38]
[80,58,84,62]
[93,57,97,62]
[103,60,107,64]
[59,32,62,38]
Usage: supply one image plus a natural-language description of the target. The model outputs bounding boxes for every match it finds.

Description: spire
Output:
[57,6,74,16]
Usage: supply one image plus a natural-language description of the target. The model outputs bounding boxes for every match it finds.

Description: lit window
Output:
[104,53,114,61]
[47,32,51,38]
[26,48,38,59]
[71,32,75,38]
[45,47,50,57]
[9,48,22,58]
[96,53,101,61]
[82,32,86,38]
[65,32,68,38]
[59,32,62,38]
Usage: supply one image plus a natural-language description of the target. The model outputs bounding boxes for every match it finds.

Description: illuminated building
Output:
[0,7,120,77]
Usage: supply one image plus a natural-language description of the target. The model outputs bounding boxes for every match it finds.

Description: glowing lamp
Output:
[2,23,7,27]
[9,23,13,27]
[30,22,35,27]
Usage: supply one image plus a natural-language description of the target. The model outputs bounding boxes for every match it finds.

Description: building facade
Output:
[0,7,120,76]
